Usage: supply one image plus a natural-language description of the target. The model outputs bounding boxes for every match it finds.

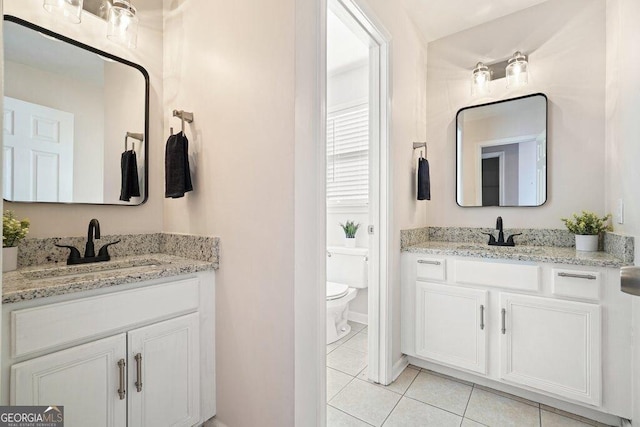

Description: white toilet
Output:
[326,246,368,344]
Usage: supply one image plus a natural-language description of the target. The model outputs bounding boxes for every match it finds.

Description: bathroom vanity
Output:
[401,238,633,423]
[0,237,218,427]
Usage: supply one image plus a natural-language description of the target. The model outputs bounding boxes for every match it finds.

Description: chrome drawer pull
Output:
[501,309,506,335]
[417,260,441,266]
[480,305,485,330]
[117,359,126,400]
[135,353,143,392]
[558,272,597,280]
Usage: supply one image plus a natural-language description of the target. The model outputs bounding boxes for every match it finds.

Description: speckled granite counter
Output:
[402,241,631,268]
[3,233,220,304]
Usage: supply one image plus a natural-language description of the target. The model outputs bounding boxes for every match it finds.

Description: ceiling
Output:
[400,0,551,42]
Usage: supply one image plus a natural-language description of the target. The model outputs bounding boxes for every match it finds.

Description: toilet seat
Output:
[326,282,349,300]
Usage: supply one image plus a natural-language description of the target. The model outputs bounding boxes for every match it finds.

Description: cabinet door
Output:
[11,334,127,427]
[128,313,200,427]
[500,293,601,406]
[416,282,488,374]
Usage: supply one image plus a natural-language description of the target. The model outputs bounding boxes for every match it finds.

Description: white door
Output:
[11,334,127,427]
[416,282,488,374]
[500,293,601,405]
[3,96,74,202]
[128,313,200,427]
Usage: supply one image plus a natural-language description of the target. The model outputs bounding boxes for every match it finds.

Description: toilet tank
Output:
[326,246,368,289]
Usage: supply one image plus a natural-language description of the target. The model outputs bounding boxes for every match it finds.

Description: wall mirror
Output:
[456,93,547,207]
[2,16,149,205]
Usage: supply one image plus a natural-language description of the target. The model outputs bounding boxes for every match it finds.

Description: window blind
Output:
[327,103,369,207]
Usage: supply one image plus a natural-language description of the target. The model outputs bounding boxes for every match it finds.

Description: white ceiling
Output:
[400,0,551,42]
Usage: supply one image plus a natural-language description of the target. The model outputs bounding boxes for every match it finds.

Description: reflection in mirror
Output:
[2,16,149,205]
[456,93,547,207]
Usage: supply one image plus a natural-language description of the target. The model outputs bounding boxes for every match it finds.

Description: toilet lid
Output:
[327,282,349,300]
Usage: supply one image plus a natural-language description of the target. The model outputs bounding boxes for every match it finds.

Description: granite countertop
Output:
[3,253,216,304]
[402,241,631,268]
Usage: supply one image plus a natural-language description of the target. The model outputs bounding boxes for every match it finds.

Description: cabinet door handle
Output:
[417,260,441,266]
[480,305,485,330]
[117,359,126,400]
[558,272,597,280]
[135,353,143,392]
[501,308,506,335]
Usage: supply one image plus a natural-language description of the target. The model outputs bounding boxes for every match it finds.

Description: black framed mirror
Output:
[456,93,547,207]
[3,15,149,205]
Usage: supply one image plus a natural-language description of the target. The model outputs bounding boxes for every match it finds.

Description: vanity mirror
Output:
[2,16,149,205]
[456,93,547,207]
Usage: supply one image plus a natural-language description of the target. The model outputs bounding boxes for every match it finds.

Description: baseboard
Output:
[621,419,632,427]
[391,355,409,383]
[348,311,368,325]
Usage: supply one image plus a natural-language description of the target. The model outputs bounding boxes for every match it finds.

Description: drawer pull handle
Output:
[117,359,126,400]
[501,308,506,335]
[480,305,485,330]
[417,260,441,266]
[558,272,597,280]
[135,353,143,392]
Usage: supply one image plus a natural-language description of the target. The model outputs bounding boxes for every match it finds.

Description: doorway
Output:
[325,0,391,396]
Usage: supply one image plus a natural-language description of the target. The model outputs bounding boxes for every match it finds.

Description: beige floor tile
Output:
[540,405,608,426]
[382,397,461,427]
[461,418,487,427]
[329,379,401,427]
[327,346,368,376]
[327,341,341,354]
[349,321,367,333]
[343,329,368,353]
[465,388,540,427]
[359,366,420,395]
[474,384,539,407]
[404,371,472,415]
[328,367,354,401]
[327,405,374,427]
[425,369,474,387]
[541,410,598,427]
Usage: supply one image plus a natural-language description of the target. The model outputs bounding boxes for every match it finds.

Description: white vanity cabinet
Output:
[401,253,632,421]
[1,272,215,427]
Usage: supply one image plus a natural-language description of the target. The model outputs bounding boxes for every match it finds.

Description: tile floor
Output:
[327,321,613,427]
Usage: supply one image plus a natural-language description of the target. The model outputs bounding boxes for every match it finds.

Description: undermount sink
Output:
[21,258,166,281]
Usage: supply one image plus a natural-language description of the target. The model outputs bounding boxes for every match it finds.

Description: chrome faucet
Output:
[485,216,522,247]
[55,219,120,265]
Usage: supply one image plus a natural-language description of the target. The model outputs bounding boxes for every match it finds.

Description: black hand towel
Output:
[119,150,140,202]
[165,131,193,198]
[417,157,431,200]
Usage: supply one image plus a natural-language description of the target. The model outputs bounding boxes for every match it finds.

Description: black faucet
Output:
[485,216,522,247]
[55,219,120,265]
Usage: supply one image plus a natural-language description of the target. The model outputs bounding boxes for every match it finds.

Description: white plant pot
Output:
[575,234,599,252]
[345,237,356,248]
[3,246,18,272]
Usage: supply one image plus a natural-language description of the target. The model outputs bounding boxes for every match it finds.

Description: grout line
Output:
[327,403,376,427]
[402,395,467,419]
[539,406,542,427]
[462,383,474,419]
[379,394,402,427]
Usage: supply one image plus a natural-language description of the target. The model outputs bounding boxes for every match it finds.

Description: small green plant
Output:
[340,220,360,238]
[3,210,30,248]
[561,211,612,235]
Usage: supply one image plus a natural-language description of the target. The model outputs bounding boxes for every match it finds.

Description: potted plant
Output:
[340,220,360,248]
[561,211,612,252]
[3,210,29,272]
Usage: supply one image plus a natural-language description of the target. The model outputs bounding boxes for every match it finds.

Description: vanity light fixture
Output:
[471,62,491,96]
[506,51,529,88]
[43,0,84,24]
[107,0,139,49]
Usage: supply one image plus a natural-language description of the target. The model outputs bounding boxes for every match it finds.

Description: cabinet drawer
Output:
[552,268,601,301]
[455,259,539,291]
[11,278,200,358]
[416,257,446,281]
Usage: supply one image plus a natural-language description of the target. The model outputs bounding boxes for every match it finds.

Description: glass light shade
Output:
[506,51,528,88]
[107,0,139,49]
[471,62,491,96]
[43,0,83,24]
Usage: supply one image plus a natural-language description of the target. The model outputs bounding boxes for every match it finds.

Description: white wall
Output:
[605,0,640,423]
[4,0,164,236]
[4,60,105,203]
[426,0,607,228]
[162,0,296,425]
